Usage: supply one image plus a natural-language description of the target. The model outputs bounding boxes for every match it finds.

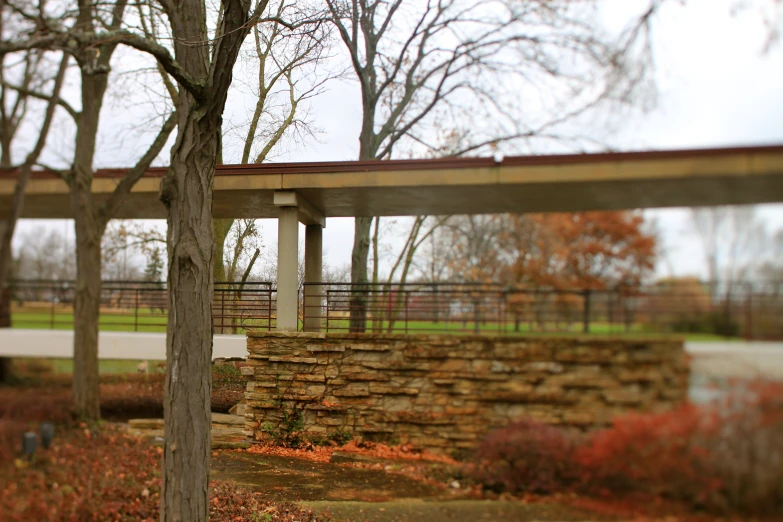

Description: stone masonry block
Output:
[244,331,688,454]
[369,385,419,395]
[267,356,318,364]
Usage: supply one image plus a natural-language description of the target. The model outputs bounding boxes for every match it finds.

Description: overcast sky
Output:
[13,0,783,280]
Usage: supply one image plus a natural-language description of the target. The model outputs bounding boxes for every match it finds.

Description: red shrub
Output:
[577,379,783,516]
[701,379,783,515]
[467,418,578,494]
[575,404,716,502]
[468,379,783,517]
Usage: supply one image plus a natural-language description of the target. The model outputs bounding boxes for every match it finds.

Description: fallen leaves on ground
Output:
[243,438,457,466]
[340,439,458,464]
[245,442,335,463]
[0,425,330,521]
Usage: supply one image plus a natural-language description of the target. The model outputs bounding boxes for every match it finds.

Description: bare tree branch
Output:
[0,79,80,120]
[0,53,69,290]
[98,111,177,226]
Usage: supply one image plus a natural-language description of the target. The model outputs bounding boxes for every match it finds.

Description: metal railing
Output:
[301,281,783,339]
[6,279,276,333]
[4,278,782,339]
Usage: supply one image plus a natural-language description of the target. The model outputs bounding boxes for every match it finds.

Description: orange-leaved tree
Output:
[504,211,657,291]
[501,211,656,330]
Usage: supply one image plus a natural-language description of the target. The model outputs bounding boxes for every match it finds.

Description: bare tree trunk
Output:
[0,54,69,309]
[0,241,10,379]
[212,219,233,282]
[71,216,103,420]
[0,220,10,336]
[70,67,107,422]
[160,105,216,522]
[0,140,10,168]
[0,357,12,382]
[370,216,381,331]
[349,216,372,332]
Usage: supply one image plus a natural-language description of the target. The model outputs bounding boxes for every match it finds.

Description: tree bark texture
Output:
[157,0,255,517]
[71,219,102,420]
[349,216,373,332]
[70,68,108,421]
[0,220,9,331]
[159,99,217,522]
[0,221,10,379]
[212,218,233,282]
[348,128,376,331]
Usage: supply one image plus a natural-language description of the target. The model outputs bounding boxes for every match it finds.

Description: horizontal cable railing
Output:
[301,281,783,339]
[5,279,276,333]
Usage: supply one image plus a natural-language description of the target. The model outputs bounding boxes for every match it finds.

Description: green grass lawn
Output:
[11,307,169,332]
[11,357,164,375]
[9,311,739,341]
[322,317,739,341]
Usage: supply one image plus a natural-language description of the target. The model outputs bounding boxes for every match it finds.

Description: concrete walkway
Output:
[686,342,783,379]
[0,329,246,361]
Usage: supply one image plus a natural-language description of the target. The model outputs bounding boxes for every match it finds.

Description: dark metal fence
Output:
[7,279,276,333]
[301,281,783,339]
[5,278,782,339]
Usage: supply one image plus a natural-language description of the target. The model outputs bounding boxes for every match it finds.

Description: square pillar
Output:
[276,207,299,331]
[303,225,323,332]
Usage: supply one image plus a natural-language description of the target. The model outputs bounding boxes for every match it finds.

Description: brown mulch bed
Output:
[0,424,329,522]
[2,363,244,420]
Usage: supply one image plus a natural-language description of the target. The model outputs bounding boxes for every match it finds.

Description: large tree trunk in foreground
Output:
[156,0,252,516]
[71,216,103,421]
[160,105,216,522]
[349,215,373,332]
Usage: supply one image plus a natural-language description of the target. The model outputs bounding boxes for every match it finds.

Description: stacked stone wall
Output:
[243,332,689,453]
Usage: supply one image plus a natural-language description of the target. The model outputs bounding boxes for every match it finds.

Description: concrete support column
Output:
[276,207,299,331]
[303,225,323,332]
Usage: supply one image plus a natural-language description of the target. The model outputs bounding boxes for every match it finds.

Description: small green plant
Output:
[329,429,353,446]
[262,396,306,448]
[212,364,244,386]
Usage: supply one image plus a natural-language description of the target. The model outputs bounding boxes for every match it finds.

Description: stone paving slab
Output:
[127,414,249,449]
[302,499,610,522]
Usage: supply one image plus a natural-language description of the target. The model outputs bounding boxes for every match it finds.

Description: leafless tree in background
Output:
[733,0,783,51]
[0,0,177,421]
[325,0,665,330]
[0,43,70,317]
[760,229,783,281]
[12,227,77,281]
[375,216,449,330]
[214,0,333,283]
[0,10,72,379]
[690,206,769,287]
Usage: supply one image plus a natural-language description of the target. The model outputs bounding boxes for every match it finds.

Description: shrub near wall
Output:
[242,332,689,453]
[468,379,783,517]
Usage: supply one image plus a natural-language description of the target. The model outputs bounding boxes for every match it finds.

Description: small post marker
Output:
[22,432,37,461]
[41,422,55,449]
